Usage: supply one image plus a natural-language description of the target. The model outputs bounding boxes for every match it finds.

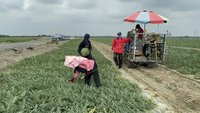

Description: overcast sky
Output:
[0,0,200,36]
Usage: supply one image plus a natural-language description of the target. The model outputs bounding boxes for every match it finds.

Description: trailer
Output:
[124,32,168,67]
[123,10,169,67]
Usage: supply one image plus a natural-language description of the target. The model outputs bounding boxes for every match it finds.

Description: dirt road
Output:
[0,40,67,69]
[92,41,200,113]
[0,37,51,50]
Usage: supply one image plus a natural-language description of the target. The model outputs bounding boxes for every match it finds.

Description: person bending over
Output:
[64,56,101,88]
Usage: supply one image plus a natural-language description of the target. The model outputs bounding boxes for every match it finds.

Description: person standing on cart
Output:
[112,32,130,69]
[135,24,144,39]
[135,24,144,52]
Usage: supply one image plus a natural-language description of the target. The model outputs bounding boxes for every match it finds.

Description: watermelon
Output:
[81,48,90,56]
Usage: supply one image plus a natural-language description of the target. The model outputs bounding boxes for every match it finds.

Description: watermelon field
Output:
[1,0,200,112]
[0,37,200,113]
[0,40,154,112]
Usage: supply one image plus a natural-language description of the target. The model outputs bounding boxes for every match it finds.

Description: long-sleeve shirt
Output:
[112,37,130,53]
[64,56,94,71]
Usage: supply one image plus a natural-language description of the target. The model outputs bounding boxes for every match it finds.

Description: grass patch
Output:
[166,38,200,48]
[165,47,200,76]
[0,36,40,43]
[0,39,154,112]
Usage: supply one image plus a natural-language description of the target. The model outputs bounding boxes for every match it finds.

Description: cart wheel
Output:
[127,61,138,68]
[143,62,156,68]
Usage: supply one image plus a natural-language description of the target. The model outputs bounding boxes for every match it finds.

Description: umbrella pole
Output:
[157,24,160,33]
[144,24,146,33]
[144,24,147,37]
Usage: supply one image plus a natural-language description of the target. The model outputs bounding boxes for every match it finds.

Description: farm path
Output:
[0,40,67,69]
[92,41,200,113]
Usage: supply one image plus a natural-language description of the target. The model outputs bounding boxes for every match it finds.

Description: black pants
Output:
[113,52,123,68]
[75,62,101,88]
[85,63,101,87]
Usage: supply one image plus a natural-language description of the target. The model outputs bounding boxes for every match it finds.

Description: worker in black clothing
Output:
[77,33,101,87]
[77,33,93,59]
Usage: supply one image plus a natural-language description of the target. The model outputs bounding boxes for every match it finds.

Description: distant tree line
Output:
[0,34,51,37]
[0,34,10,37]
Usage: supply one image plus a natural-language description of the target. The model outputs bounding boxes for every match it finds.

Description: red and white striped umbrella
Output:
[124,10,168,24]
